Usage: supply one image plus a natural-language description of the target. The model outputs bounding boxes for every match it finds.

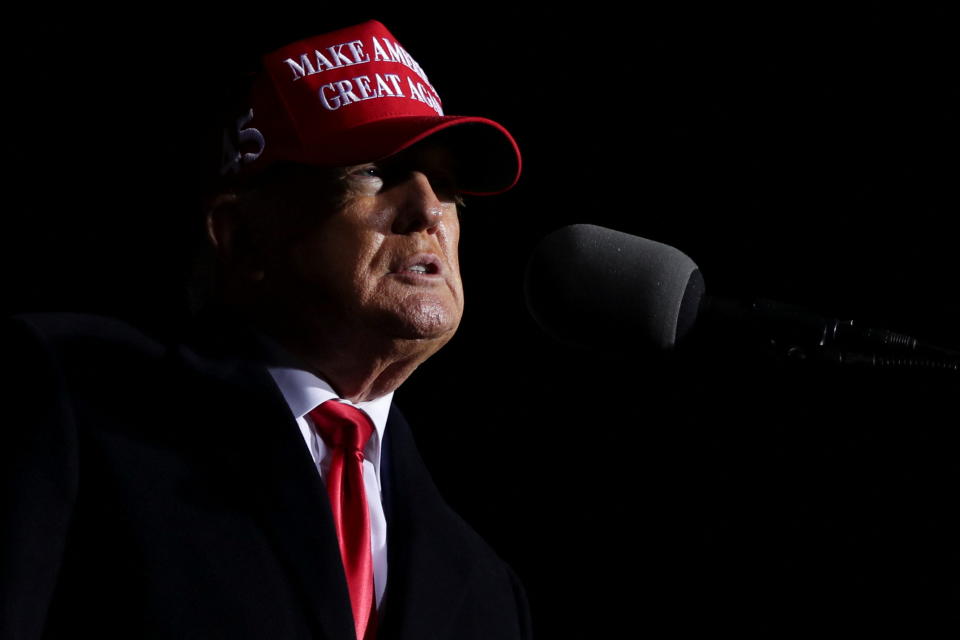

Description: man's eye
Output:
[351,165,382,179]
[344,164,385,195]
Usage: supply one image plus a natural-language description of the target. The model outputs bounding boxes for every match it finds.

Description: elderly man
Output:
[1,20,530,640]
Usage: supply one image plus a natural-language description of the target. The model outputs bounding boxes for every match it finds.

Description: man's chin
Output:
[388,296,462,343]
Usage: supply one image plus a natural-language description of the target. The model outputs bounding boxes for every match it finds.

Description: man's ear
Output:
[205,192,266,283]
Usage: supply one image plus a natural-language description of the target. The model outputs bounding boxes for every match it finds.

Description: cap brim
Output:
[301,115,522,196]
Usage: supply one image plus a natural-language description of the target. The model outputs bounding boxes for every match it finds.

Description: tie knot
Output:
[307,400,375,452]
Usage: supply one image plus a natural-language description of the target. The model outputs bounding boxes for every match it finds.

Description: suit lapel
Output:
[239,363,358,640]
[377,404,475,640]
[172,316,357,640]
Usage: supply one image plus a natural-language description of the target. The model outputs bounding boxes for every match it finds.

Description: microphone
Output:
[524,224,960,368]
[523,224,704,353]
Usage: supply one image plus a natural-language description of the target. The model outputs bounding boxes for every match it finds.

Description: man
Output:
[1,19,531,639]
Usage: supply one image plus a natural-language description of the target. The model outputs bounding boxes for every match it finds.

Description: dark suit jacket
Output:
[1,310,532,639]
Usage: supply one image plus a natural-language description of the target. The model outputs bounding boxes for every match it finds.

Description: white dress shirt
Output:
[256,335,392,611]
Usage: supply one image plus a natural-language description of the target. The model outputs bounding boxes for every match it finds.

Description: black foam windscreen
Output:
[524,224,704,353]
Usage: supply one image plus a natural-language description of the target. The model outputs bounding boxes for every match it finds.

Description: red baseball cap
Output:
[221,20,521,196]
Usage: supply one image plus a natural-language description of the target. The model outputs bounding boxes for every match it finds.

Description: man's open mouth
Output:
[394,254,442,275]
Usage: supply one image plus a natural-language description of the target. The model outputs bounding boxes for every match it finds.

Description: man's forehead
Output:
[240,139,459,194]
[369,140,458,175]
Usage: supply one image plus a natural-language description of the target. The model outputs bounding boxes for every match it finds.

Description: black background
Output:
[4,6,959,635]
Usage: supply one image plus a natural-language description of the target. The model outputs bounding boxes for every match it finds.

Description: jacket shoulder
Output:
[5,312,166,357]
[3,312,180,416]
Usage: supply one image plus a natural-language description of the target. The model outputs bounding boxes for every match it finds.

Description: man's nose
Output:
[391,171,445,235]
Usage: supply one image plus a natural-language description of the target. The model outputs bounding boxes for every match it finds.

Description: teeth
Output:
[408,264,428,273]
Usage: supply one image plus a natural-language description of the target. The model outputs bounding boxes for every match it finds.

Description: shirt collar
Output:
[267,367,393,478]
[253,330,392,475]
[266,366,393,439]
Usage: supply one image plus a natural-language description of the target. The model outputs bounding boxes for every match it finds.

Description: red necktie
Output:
[307,400,377,640]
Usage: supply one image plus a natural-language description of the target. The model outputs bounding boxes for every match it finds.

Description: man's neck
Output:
[252,325,428,403]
